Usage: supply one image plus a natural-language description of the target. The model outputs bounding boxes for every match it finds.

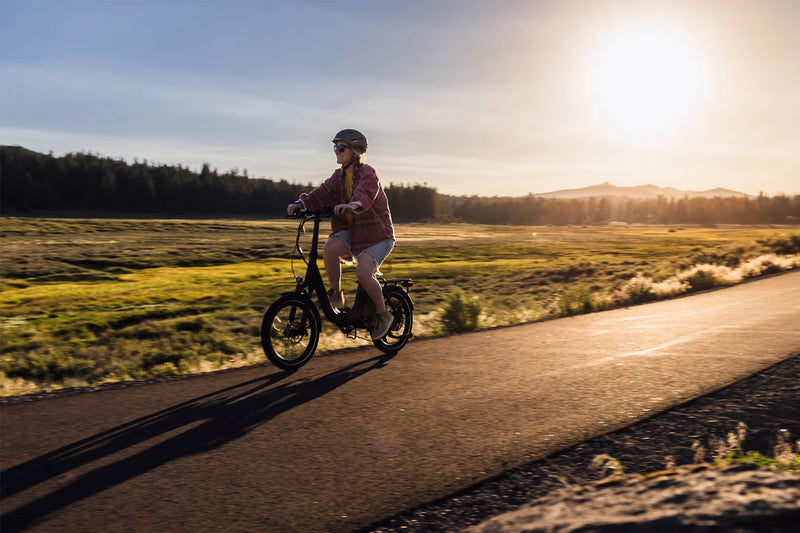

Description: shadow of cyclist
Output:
[1,352,395,532]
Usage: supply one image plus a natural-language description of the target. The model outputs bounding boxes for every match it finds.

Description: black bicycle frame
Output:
[293,212,346,326]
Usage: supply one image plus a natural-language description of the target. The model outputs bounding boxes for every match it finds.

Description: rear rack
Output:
[381,278,414,289]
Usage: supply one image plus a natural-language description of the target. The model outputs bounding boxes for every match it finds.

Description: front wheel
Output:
[373,286,413,354]
[261,294,320,370]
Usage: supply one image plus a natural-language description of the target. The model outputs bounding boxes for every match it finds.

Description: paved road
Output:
[2,271,799,533]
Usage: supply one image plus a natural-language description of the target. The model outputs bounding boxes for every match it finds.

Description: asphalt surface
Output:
[2,271,799,533]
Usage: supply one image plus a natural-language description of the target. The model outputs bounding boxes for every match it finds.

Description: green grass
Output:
[1,217,798,395]
[710,423,800,473]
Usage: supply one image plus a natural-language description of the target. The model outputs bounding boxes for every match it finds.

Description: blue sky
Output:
[2,0,798,197]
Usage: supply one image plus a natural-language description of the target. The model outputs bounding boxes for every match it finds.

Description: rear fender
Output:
[382,283,414,310]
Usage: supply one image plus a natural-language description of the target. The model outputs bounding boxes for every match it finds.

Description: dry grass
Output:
[1,217,798,395]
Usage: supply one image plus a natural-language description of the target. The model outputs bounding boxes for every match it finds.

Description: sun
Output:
[587,24,705,138]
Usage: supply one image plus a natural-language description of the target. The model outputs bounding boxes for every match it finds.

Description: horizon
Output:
[1,0,798,197]
[4,143,770,199]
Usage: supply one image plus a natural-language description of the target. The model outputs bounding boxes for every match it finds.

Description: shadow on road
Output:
[1,352,394,532]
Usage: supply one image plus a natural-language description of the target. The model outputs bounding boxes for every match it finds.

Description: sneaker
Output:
[371,310,394,341]
[327,289,345,309]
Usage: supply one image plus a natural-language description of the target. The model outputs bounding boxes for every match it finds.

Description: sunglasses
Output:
[333,144,350,153]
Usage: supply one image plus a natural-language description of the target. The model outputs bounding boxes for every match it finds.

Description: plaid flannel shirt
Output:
[299,164,395,255]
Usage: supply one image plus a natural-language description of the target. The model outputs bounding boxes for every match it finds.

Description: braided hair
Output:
[341,148,364,176]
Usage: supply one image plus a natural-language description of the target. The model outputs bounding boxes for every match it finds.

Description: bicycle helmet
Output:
[332,129,368,153]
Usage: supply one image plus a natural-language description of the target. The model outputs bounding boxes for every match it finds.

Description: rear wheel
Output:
[261,294,320,369]
[373,286,413,354]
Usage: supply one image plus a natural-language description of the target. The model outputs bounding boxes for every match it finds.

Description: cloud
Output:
[2,0,799,197]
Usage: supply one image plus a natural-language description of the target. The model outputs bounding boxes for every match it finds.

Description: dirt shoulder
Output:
[367,354,800,532]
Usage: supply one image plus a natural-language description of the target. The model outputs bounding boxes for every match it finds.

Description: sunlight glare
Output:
[588,24,704,138]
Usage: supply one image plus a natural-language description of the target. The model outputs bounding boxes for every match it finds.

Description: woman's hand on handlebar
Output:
[287,202,303,216]
[333,203,358,216]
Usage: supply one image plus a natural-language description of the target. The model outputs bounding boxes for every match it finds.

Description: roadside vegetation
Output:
[592,423,800,483]
[701,423,800,474]
[1,217,798,395]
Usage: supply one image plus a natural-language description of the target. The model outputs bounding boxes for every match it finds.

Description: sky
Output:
[1,0,799,197]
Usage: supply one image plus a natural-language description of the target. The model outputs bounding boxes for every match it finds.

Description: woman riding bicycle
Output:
[287,129,396,341]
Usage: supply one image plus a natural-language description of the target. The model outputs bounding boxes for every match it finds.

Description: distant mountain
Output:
[532,182,753,199]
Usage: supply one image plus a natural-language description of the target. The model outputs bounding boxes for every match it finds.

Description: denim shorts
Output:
[332,230,395,268]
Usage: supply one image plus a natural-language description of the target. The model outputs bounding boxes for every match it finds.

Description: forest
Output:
[2,145,798,225]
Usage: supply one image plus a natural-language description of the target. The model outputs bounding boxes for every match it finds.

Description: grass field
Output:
[1,217,798,396]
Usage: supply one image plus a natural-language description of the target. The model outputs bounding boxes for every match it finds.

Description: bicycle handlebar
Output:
[287,205,334,219]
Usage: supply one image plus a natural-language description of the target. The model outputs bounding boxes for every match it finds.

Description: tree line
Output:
[444,193,800,226]
[0,146,438,221]
[1,146,798,225]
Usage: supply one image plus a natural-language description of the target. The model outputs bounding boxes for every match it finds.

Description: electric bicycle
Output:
[261,207,414,370]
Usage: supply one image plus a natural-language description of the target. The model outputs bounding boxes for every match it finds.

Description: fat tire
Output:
[373,286,413,354]
[261,294,320,370]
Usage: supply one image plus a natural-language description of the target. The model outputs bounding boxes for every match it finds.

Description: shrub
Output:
[591,454,625,477]
[760,234,800,255]
[682,268,718,291]
[149,362,179,377]
[739,253,800,278]
[620,272,657,304]
[557,287,595,316]
[440,291,482,333]
[679,264,741,291]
